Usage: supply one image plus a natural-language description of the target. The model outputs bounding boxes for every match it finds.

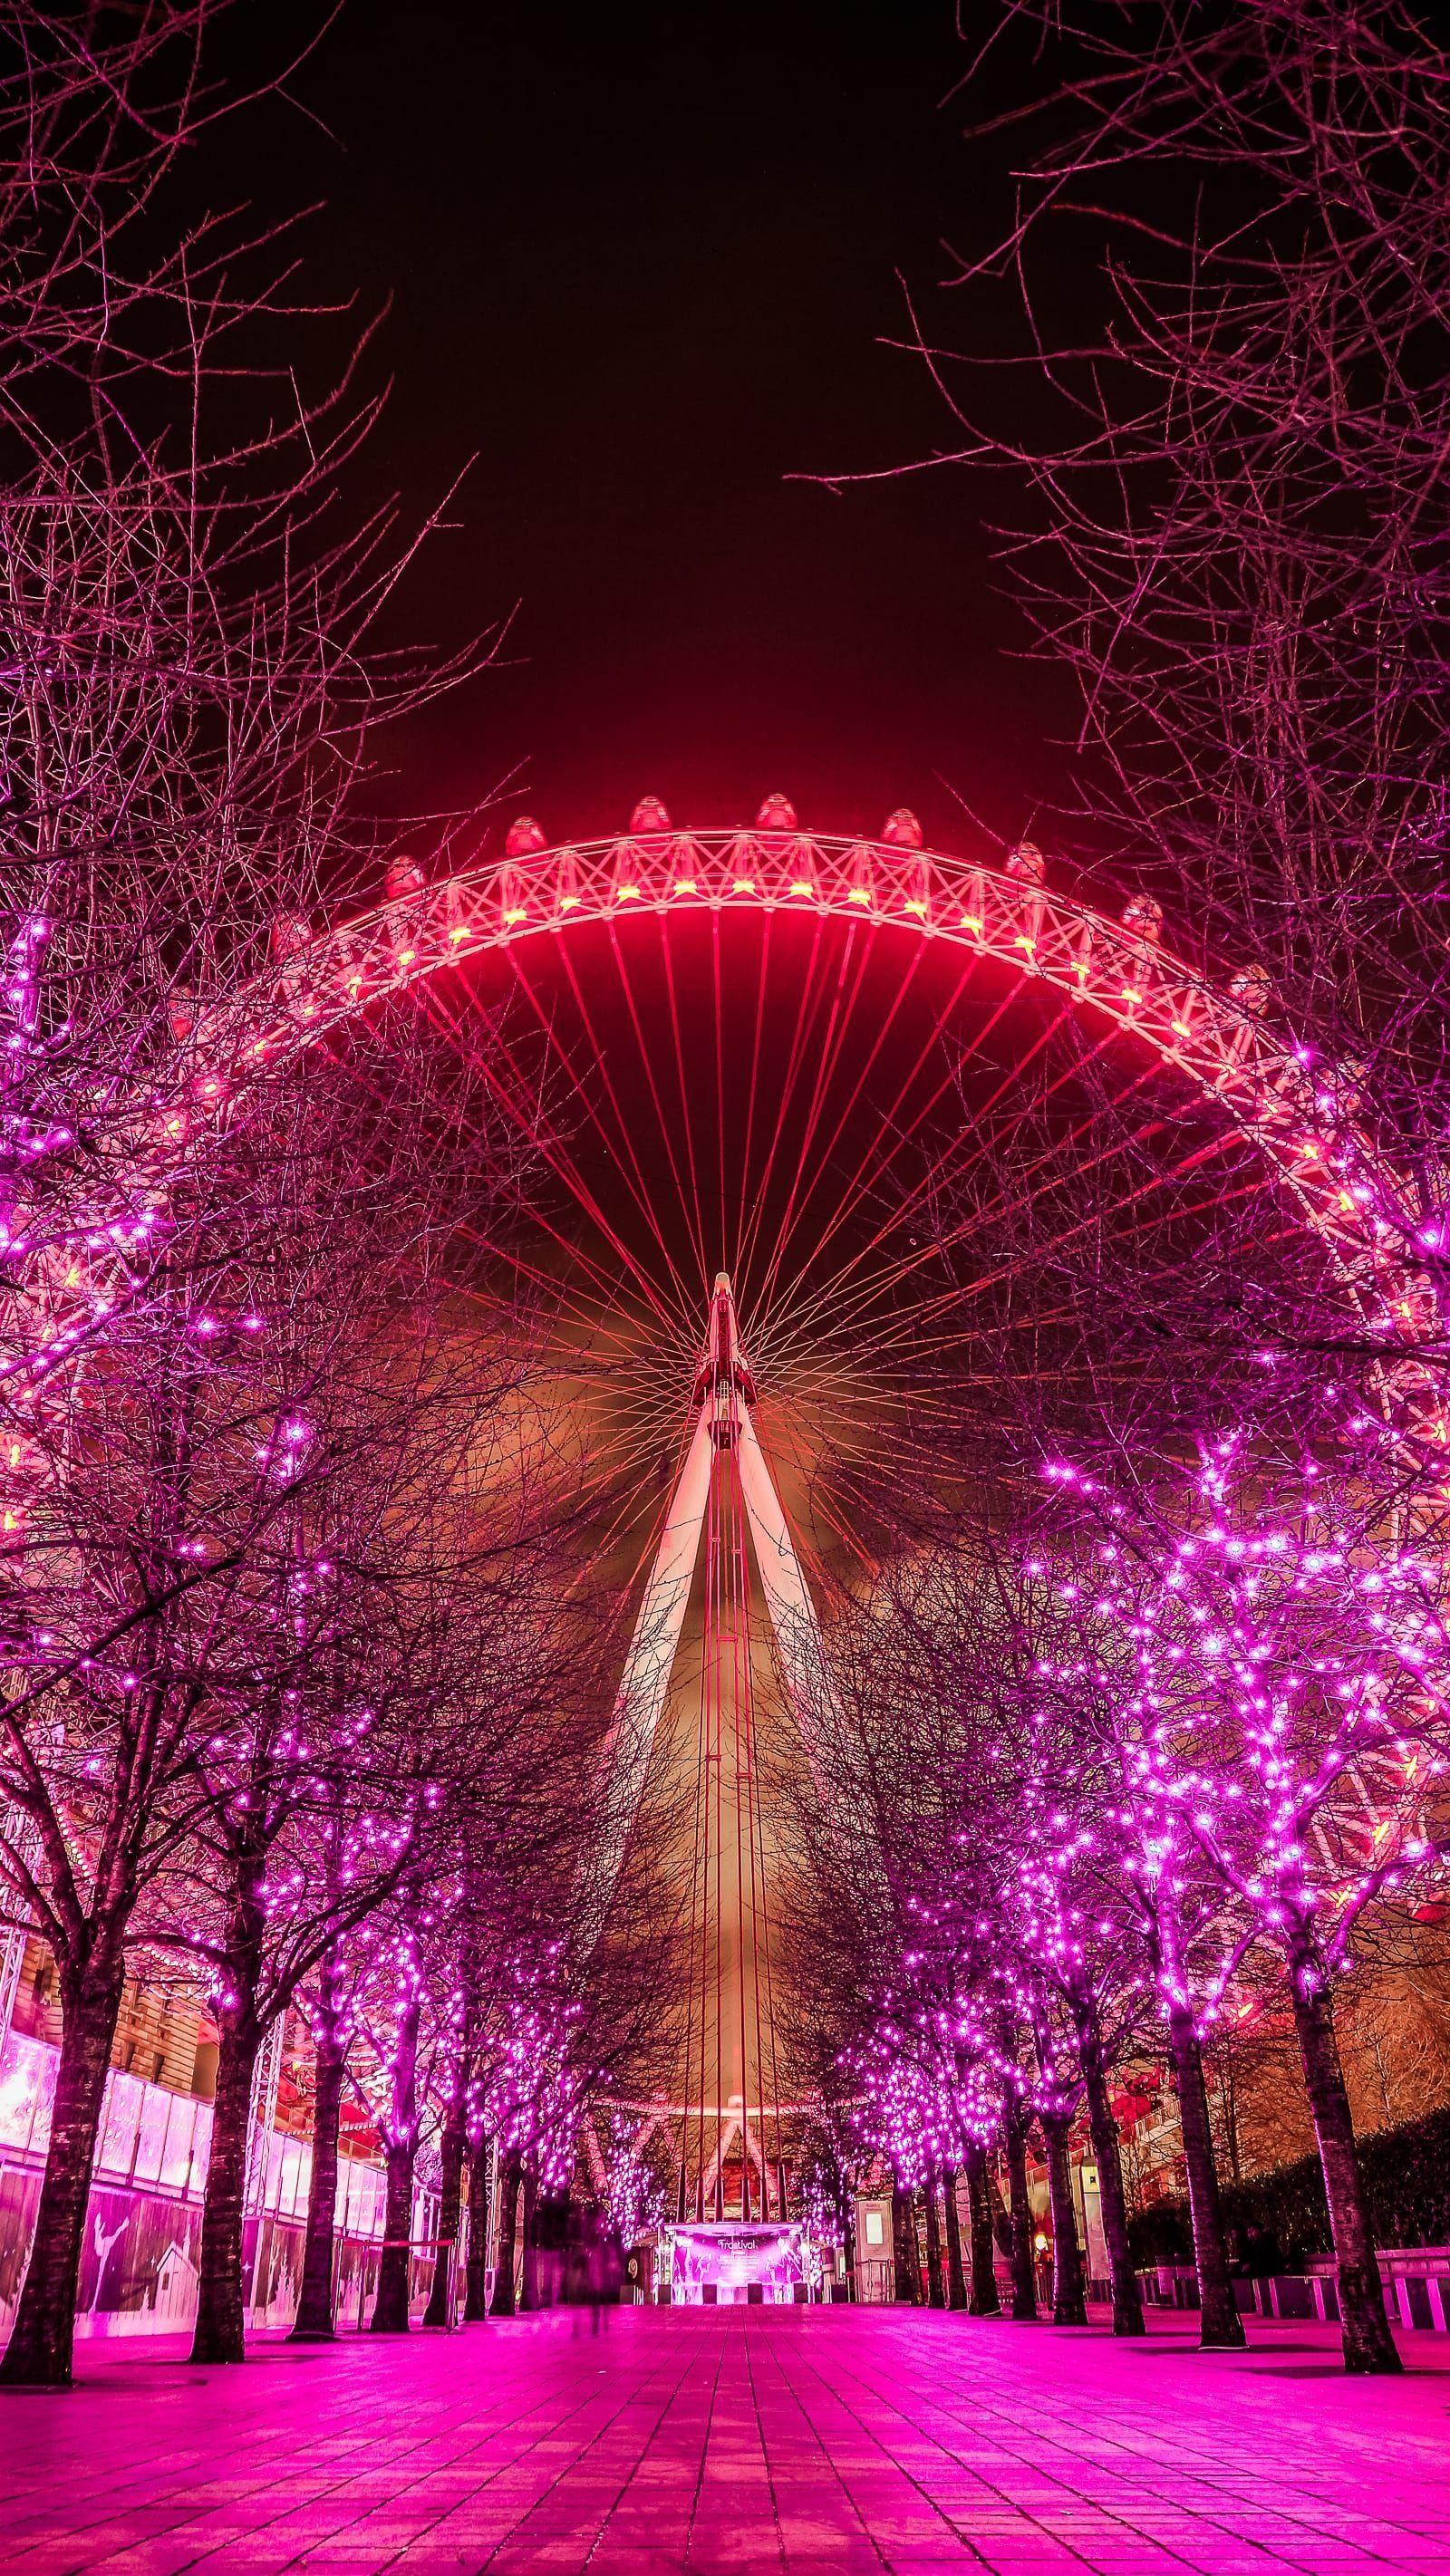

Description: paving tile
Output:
[2,2309,1448,2576]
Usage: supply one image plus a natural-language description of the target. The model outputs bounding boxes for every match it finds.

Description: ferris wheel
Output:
[21,791,1440,2222]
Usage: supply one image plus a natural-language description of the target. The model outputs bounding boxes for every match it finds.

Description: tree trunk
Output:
[890,2177,920,2303]
[422,2093,466,2329]
[923,2171,946,2308]
[370,2136,416,2333]
[1003,2121,1038,2320]
[191,1835,273,2365]
[190,2009,264,2363]
[963,2144,1000,2317]
[1290,1970,1399,2375]
[463,2132,492,2322]
[1166,2003,1244,2350]
[1040,2113,1088,2327]
[941,2166,969,2310]
[1075,1999,1145,2336]
[0,1951,126,2387]
[292,2008,347,2340]
[489,2151,522,2316]
[517,2169,540,2311]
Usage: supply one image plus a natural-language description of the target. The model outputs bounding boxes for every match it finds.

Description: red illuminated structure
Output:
[19,796,1438,2231]
[598,1270,824,2223]
[169,793,1438,1378]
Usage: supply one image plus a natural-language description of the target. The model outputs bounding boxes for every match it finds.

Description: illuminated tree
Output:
[1016,1543,1247,2349]
[1039,1409,1449,2372]
[0,1167,373,2383]
[501,1799,682,2315]
[788,1544,1154,2335]
[0,0,498,2382]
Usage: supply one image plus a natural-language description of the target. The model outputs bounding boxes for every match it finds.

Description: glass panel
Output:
[95,2070,144,2176]
[277,2137,302,2218]
[190,2098,213,2191]
[258,2127,284,2211]
[159,2094,198,2193]
[131,2082,170,2185]
[338,2158,383,2237]
[0,2031,57,2154]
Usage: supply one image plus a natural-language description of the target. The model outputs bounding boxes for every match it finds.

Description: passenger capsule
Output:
[505,815,548,858]
[882,806,923,849]
[270,913,312,960]
[1121,893,1163,942]
[629,796,672,835]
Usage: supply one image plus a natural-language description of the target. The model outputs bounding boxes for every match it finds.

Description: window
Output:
[864,2210,884,2247]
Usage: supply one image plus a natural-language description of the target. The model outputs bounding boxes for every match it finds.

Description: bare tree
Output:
[917,0,1450,1364]
[1037,1404,1450,2370]
[0,0,506,2382]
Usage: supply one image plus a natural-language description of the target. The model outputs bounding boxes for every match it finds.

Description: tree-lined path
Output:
[1,2310,1446,2576]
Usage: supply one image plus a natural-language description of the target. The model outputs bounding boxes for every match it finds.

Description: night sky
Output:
[219,3,1066,854]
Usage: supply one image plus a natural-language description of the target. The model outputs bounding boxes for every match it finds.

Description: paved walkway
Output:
[2,2307,1448,2576]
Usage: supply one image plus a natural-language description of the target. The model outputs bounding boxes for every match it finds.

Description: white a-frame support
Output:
[589,1273,826,1915]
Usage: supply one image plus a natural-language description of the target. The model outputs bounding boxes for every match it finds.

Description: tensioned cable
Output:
[737,1496,775,2211]
[657,920,713,1305]
[507,938,693,1310]
[744,926,968,1317]
[677,1516,710,2223]
[769,1018,1290,1375]
[711,916,730,1278]
[757,1040,1215,1366]
[697,1497,713,2219]
[708,1435,725,2218]
[604,919,715,1308]
[750,985,1089,1362]
[729,1428,752,2215]
[554,1434,680,1614]
[761,983,1101,1335]
[747,920,878,1323]
[735,910,776,1296]
[744,964,1056,1358]
[314,1001,641,1347]
[732,911,840,1295]
[504,938,701,1343]
[744,1532,788,2213]
[419,963,689,1344]
[808,1128,1268,1380]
